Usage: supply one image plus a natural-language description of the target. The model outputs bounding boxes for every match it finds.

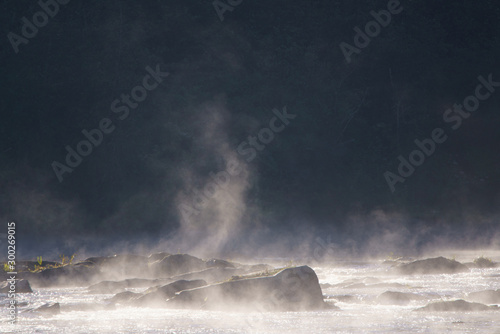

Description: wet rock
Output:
[416,299,499,312]
[467,290,500,304]
[149,254,207,277]
[377,291,425,305]
[132,279,207,306]
[396,257,469,275]
[0,279,33,293]
[34,302,60,315]
[106,291,140,304]
[167,266,328,311]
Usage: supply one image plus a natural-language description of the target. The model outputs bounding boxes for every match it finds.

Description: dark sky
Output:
[1,0,499,254]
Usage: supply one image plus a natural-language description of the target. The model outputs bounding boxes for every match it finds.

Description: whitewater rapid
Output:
[1,254,500,333]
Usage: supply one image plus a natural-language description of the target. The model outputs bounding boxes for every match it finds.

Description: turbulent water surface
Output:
[2,252,500,334]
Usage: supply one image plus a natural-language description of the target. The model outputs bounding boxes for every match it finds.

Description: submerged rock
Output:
[34,302,61,315]
[377,291,425,305]
[107,291,140,304]
[0,279,33,293]
[467,290,500,304]
[167,266,328,311]
[416,299,499,312]
[396,257,469,275]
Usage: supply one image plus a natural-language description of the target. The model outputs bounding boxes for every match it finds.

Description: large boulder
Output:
[467,290,500,304]
[396,257,469,275]
[149,254,207,277]
[0,279,33,293]
[167,266,328,311]
[416,300,498,312]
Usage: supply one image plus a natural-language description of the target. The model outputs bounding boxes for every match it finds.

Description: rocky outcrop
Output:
[416,299,499,312]
[167,266,328,311]
[467,290,500,304]
[396,257,469,275]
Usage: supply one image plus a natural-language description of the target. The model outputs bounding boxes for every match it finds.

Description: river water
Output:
[1,252,500,333]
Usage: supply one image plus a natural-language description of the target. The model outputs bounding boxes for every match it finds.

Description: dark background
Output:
[1,0,499,256]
